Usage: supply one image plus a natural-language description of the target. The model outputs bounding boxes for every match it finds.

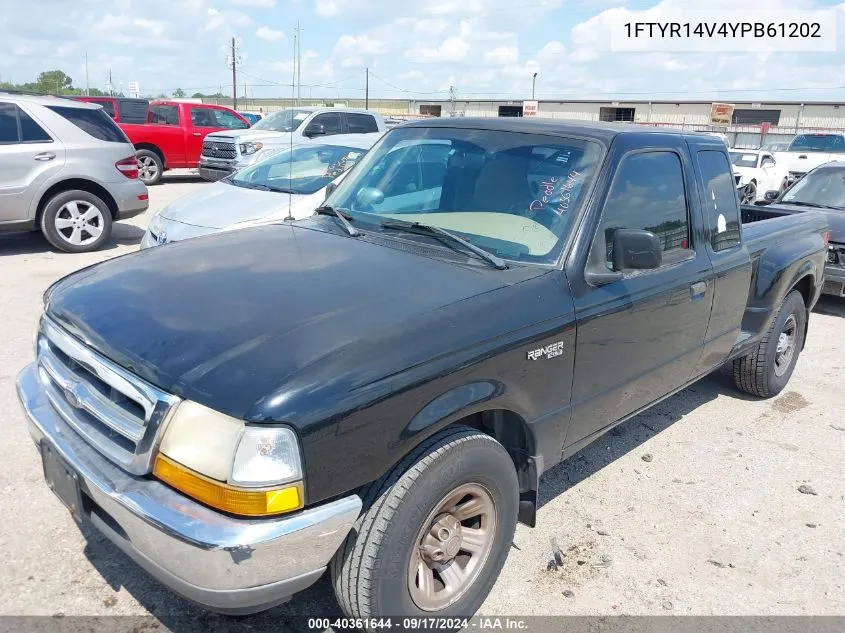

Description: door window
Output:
[306,112,342,136]
[190,107,217,127]
[346,113,379,133]
[697,150,741,252]
[46,106,126,143]
[0,103,52,144]
[594,151,691,269]
[90,99,116,117]
[214,109,249,129]
[149,105,179,125]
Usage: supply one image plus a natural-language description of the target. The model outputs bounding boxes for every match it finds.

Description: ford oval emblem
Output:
[64,383,82,409]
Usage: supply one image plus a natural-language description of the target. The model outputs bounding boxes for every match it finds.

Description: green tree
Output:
[172,88,186,98]
[191,92,205,98]
[36,70,73,94]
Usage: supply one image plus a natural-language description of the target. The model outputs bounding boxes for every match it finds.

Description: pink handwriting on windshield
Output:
[529,170,582,215]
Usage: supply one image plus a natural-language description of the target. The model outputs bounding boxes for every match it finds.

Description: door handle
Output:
[34,152,56,161]
[690,281,707,301]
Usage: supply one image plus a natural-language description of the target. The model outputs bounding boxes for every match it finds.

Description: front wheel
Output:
[732,289,807,398]
[331,426,518,624]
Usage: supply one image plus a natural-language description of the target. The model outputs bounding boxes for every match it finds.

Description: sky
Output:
[1,0,844,102]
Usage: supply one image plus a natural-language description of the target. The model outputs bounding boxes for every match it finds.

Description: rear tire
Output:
[331,426,518,626]
[136,149,163,185]
[732,290,806,398]
[40,190,113,253]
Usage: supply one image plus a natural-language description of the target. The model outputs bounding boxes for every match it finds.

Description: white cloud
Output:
[256,26,284,41]
[407,36,471,63]
[231,0,277,6]
[484,46,518,65]
[334,34,389,56]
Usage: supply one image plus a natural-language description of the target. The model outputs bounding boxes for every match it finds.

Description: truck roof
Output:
[401,117,724,144]
[286,106,382,116]
[0,92,99,109]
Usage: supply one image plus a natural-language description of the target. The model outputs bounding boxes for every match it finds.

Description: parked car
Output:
[198,106,386,181]
[71,96,149,124]
[120,100,251,185]
[773,132,845,188]
[17,119,828,623]
[141,136,377,248]
[745,161,845,297]
[0,93,148,252]
[729,149,788,203]
[238,111,263,125]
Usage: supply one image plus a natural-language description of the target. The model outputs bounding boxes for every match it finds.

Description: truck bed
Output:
[741,204,828,259]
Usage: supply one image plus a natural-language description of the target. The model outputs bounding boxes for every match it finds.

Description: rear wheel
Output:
[136,149,163,185]
[732,290,806,397]
[331,426,518,625]
[40,190,112,253]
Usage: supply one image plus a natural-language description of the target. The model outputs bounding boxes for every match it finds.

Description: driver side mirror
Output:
[304,123,326,138]
[761,159,775,168]
[612,229,663,271]
[324,181,337,200]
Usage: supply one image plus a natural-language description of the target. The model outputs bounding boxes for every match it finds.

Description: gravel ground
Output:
[1,176,843,630]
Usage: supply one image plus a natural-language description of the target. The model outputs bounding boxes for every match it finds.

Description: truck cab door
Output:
[147,104,186,167]
[564,135,714,449]
[689,145,752,375]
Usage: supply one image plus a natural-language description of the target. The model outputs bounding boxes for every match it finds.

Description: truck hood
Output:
[764,202,845,242]
[158,181,314,229]
[774,152,840,174]
[206,129,294,143]
[45,223,521,420]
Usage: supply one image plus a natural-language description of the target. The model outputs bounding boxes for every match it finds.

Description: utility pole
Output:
[532,72,537,100]
[84,51,90,96]
[365,67,369,110]
[108,68,113,96]
[449,85,456,117]
[295,22,302,105]
[291,31,297,105]
[230,37,238,110]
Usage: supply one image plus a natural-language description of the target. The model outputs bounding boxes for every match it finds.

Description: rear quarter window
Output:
[347,113,379,133]
[46,105,130,143]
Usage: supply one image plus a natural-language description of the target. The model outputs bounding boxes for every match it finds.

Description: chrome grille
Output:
[36,317,180,475]
[202,138,236,159]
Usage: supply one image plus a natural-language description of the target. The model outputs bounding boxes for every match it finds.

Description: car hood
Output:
[765,202,845,243]
[159,181,310,229]
[45,223,527,420]
[207,129,293,142]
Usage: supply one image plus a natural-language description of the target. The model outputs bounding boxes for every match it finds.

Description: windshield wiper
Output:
[380,219,508,270]
[314,205,360,236]
[779,200,844,210]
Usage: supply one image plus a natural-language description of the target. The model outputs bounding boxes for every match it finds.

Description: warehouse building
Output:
[204,96,845,148]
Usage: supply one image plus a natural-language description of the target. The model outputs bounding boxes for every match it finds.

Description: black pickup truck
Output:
[17,119,829,623]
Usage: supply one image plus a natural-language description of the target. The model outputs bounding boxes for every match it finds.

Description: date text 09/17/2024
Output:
[307,618,530,630]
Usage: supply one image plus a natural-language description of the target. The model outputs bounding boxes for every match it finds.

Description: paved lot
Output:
[1,177,843,630]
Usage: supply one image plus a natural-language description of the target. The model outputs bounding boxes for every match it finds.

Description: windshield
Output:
[324,126,604,265]
[789,134,845,153]
[250,109,312,133]
[230,144,367,194]
[781,167,845,209]
[729,152,759,168]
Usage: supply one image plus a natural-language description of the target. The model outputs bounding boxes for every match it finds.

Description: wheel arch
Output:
[36,179,119,223]
[134,143,166,169]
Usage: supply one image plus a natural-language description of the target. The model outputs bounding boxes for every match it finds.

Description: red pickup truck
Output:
[119,101,250,185]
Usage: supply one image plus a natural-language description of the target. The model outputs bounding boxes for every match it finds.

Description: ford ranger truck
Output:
[17,119,829,625]
[198,107,386,181]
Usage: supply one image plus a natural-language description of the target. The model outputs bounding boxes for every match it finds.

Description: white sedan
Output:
[729,149,788,204]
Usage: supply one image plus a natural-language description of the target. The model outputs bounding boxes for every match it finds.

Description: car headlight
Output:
[153,400,304,516]
[147,212,164,236]
[239,141,264,155]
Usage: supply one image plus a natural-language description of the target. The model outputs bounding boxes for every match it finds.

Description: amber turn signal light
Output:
[153,454,304,517]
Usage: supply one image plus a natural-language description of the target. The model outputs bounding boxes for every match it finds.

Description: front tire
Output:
[136,149,163,185]
[732,289,807,398]
[331,426,518,624]
[40,190,113,253]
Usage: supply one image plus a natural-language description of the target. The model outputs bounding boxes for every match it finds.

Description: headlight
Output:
[147,212,164,236]
[239,141,264,155]
[153,400,304,516]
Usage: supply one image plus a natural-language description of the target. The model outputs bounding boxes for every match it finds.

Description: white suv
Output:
[0,93,148,252]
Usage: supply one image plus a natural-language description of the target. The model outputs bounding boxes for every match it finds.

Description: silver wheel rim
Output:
[407,483,497,612]
[138,155,159,181]
[54,201,104,246]
[774,314,797,377]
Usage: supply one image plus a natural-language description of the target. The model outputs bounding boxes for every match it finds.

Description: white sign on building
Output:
[128,81,140,98]
[523,100,539,117]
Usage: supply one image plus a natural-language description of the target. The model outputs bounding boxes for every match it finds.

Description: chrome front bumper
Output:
[16,362,362,614]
